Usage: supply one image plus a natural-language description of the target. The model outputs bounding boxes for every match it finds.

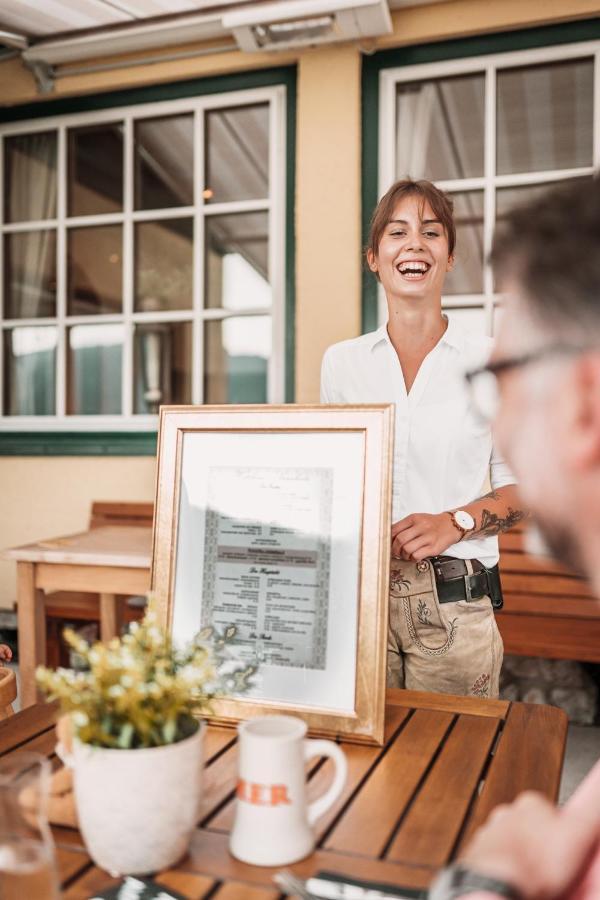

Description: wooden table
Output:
[0,689,568,899]
[2,526,152,707]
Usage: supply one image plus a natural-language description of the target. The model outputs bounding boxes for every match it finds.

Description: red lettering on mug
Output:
[236,779,291,806]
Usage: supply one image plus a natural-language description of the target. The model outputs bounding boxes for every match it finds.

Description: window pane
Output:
[204,315,271,403]
[134,321,192,414]
[497,58,593,175]
[4,231,56,319]
[134,115,194,210]
[443,306,489,336]
[135,218,193,312]
[205,213,270,310]
[396,74,484,181]
[67,225,122,315]
[444,191,484,295]
[67,324,123,415]
[204,104,269,204]
[3,326,56,415]
[4,131,57,223]
[68,123,123,216]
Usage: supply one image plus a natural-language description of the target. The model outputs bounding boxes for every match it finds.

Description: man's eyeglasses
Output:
[465,344,586,423]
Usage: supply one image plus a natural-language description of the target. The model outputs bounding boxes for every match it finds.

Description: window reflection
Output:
[4,231,56,319]
[67,324,123,415]
[205,213,270,310]
[3,326,56,415]
[205,104,269,204]
[134,321,192,414]
[135,218,193,312]
[497,58,593,175]
[68,123,124,216]
[444,192,484,296]
[204,315,271,403]
[134,115,194,210]
[4,131,57,223]
[396,74,485,182]
[68,225,122,316]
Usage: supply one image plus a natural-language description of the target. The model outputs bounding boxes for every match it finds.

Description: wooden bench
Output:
[497,525,600,662]
[44,501,153,666]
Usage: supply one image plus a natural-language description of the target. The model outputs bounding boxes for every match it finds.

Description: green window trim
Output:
[0,65,297,457]
[361,17,600,334]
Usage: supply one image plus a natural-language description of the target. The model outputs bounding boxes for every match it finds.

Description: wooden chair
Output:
[496,524,600,662]
[0,666,17,719]
[44,502,153,665]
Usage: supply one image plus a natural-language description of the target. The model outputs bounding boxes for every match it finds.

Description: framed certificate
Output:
[152,404,394,745]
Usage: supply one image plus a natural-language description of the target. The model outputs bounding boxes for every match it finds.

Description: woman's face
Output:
[368,195,453,302]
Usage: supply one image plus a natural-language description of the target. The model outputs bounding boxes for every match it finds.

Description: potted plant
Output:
[36,605,254,877]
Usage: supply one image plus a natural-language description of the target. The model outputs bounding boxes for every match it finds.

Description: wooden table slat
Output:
[203,726,237,764]
[458,702,568,851]
[212,881,281,899]
[62,866,121,899]
[55,846,92,886]
[183,829,432,892]
[324,709,454,856]
[386,713,501,867]
[387,689,510,720]
[155,870,217,898]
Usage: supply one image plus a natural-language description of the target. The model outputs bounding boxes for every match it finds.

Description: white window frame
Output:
[378,39,600,331]
[0,84,287,431]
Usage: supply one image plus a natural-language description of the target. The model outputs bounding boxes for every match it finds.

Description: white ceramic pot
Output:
[61,723,204,876]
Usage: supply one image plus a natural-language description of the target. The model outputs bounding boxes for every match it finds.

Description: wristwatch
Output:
[447,509,476,541]
[429,863,522,899]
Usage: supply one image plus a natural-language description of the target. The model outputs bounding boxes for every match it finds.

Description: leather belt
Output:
[429,555,503,608]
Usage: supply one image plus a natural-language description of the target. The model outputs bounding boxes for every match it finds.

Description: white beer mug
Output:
[229,715,347,866]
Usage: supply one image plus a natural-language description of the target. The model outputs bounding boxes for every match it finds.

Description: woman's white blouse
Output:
[320,318,516,568]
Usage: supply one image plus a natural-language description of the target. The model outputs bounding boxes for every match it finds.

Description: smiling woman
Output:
[320,178,525,700]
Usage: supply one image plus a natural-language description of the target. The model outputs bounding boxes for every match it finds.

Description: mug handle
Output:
[303,739,347,826]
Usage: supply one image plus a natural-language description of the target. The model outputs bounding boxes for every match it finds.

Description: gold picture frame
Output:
[152,404,394,745]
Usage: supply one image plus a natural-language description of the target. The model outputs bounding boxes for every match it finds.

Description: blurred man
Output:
[429,178,600,899]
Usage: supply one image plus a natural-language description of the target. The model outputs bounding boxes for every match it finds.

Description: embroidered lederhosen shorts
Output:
[387,557,503,699]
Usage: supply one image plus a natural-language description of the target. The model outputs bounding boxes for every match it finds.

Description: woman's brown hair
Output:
[366,179,456,266]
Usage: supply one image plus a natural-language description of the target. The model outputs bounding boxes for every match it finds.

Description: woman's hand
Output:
[391,512,459,561]
[0,644,12,662]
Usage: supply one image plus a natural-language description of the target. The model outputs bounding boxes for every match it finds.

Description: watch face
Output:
[455,510,475,530]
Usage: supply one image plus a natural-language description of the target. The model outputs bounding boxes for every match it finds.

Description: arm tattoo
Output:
[479,489,500,502]
[478,506,526,536]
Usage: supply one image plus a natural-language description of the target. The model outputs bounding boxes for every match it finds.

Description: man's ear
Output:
[366,248,378,274]
[566,354,600,471]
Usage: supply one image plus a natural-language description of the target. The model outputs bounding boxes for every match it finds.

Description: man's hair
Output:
[491,177,600,335]
[366,178,456,267]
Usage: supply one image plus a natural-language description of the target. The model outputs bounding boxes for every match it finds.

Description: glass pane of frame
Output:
[204,315,271,403]
[204,104,269,204]
[3,326,57,415]
[134,114,194,211]
[205,212,270,311]
[444,191,484,296]
[135,218,193,312]
[68,122,124,217]
[395,73,485,182]
[3,231,57,319]
[67,323,123,415]
[133,320,193,414]
[4,131,57,223]
[497,57,593,175]
[67,225,122,316]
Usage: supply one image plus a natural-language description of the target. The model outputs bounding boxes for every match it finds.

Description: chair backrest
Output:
[0,666,17,719]
[89,501,154,529]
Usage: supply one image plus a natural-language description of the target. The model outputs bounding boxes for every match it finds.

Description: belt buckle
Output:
[464,573,475,603]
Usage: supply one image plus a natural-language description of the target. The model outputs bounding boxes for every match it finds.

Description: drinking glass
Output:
[0,752,60,900]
